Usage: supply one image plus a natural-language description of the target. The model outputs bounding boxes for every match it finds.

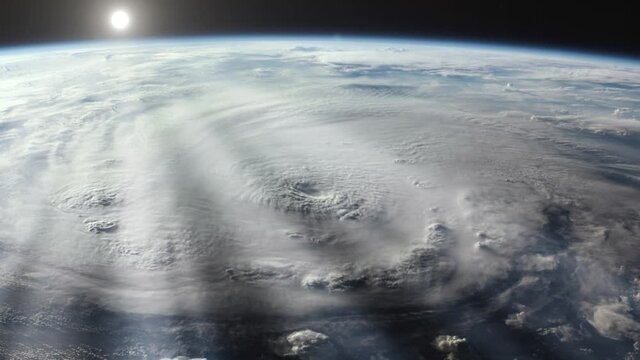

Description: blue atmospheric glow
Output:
[0,35,638,66]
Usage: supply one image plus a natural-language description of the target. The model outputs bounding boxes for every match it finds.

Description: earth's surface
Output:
[1,37,640,359]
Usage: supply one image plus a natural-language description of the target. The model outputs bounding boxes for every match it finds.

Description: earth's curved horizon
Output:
[1,37,640,359]
[4,35,639,65]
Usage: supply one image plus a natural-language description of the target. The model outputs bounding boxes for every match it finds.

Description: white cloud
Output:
[588,300,640,341]
[286,329,330,355]
[434,335,467,359]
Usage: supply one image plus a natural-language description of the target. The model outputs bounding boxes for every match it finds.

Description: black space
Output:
[0,0,637,58]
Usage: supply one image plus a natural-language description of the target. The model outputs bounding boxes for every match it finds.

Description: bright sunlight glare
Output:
[110,10,130,31]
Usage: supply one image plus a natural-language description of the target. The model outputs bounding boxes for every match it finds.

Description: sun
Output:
[110,10,130,31]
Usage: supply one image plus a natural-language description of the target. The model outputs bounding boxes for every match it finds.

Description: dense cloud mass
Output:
[1,38,640,358]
